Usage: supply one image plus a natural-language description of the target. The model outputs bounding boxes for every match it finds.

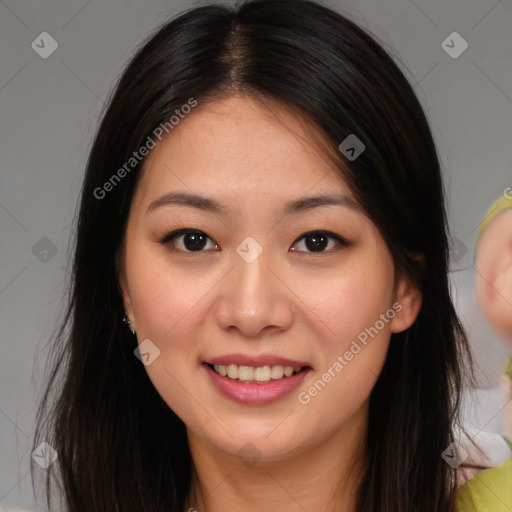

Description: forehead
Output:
[133,95,354,211]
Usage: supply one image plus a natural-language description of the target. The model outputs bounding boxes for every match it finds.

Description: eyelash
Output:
[158,228,350,254]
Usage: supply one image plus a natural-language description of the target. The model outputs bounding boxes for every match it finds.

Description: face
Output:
[118,95,421,464]
[475,208,512,339]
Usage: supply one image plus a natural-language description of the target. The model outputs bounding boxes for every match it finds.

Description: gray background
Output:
[1,0,511,509]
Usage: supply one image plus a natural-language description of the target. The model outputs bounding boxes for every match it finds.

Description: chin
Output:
[201,424,309,461]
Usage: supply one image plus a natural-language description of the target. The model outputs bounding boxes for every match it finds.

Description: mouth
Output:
[202,360,312,405]
[205,362,310,384]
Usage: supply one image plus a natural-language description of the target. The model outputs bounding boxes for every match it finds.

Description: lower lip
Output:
[203,364,311,405]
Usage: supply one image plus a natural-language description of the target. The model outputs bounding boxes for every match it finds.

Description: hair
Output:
[31,0,476,510]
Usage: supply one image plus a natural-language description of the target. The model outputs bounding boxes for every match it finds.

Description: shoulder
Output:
[456,457,512,512]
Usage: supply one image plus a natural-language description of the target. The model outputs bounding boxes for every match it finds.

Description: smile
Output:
[209,363,305,383]
[202,357,312,405]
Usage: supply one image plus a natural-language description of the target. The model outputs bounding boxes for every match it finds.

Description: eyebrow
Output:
[146,191,361,215]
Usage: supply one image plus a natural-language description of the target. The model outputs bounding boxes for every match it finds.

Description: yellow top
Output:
[456,457,512,511]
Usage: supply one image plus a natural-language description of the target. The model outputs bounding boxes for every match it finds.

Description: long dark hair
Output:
[31,0,475,510]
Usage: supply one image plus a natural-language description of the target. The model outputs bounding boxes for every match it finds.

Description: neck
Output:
[185,403,369,512]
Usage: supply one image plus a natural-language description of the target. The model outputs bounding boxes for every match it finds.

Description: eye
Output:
[159,229,219,253]
[159,228,349,254]
[290,230,349,253]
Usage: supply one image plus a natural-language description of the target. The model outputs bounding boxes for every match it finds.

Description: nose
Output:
[213,241,294,338]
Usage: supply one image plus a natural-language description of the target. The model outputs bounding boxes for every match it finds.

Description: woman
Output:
[31,0,489,510]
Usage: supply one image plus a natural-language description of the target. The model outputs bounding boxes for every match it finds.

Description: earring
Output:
[122,314,136,335]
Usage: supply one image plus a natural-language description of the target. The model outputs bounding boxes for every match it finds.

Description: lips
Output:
[202,354,312,404]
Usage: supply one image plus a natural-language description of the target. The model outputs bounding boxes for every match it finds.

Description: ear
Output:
[475,209,512,339]
[390,269,423,334]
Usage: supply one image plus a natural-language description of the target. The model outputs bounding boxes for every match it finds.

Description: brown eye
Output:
[160,229,219,252]
[290,231,348,253]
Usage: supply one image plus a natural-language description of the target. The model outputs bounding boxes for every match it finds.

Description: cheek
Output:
[124,246,208,421]
[298,248,395,412]
[299,273,393,429]
[297,249,395,348]
[125,243,217,346]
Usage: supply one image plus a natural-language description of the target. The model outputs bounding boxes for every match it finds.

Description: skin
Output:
[475,208,512,339]
[118,94,422,512]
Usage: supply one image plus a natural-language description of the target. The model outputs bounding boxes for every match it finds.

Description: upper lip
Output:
[205,354,311,368]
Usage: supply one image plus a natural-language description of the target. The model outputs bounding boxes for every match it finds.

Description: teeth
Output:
[238,366,254,382]
[283,366,294,377]
[212,363,304,382]
[227,364,238,379]
[271,365,284,379]
[254,366,271,382]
